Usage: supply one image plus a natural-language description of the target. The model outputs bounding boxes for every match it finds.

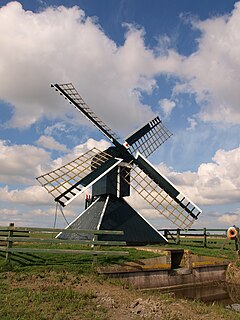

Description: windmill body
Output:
[37,83,202,245]
[58,145,166,244]
[91,147,130,198]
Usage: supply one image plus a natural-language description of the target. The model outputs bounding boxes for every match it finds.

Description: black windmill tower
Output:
[37,83,202,245]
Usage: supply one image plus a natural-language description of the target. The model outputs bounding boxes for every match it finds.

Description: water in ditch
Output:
[159,282,240,306]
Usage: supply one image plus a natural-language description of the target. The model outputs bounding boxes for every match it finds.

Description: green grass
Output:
[0,228,161,272]
[0,233,238,272]
[0,241,160,273]
[1,235,240,320]
[0,276,107,320]
[163,237,238,260]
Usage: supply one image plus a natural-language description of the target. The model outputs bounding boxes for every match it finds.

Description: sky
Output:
[0,0,239,230]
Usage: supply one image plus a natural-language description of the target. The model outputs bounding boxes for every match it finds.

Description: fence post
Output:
[92,232,99,264]
[235,227,240,255]
[238,230,240,256]
[6,222,14,263]
[176,229,180,245]
[164,229,168,240]
[203,227,207,248]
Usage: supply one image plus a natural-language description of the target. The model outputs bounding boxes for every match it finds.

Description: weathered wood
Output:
[203,227,207,247]
[5,223,14,262]
[0,234,29,238]
[179,233,209,237]
[158,228,228,232]
[0,237,126,246]
[0,225,128,263]
[176,229,180,245]
[234,227,240,254]
[159,227,230,248]
[0,226,124,235]
[1,247,128,256]
[181,240,204,244]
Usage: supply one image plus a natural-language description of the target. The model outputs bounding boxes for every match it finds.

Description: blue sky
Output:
[0,0,239,229]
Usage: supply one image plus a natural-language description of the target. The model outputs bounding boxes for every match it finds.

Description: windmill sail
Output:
[124,116,172,158]
[36,81,202,243]
[123,152,201,229]
[36,147,122,207]
[51,83,121,144]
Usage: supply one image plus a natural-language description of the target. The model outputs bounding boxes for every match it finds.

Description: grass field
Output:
[1,232,240,320]
[165,239,238,260]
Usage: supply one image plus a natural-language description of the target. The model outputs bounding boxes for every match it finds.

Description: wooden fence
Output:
[158,228,240,250]
[0,223,128,263]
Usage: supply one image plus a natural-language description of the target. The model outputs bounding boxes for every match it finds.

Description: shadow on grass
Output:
[0,246,160,273]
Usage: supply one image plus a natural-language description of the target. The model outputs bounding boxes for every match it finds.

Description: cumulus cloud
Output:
[52,138,110,168]
[166,146,240,206]
[36,135,68,152]
[0,136,108,187]
[127,147,239,226]
[0,184,88,226]
[0,142,239,227]
[0,206,76,226]
[174,2,240,124]
[43,122,69,136]
[0,185,52,206]
[0,0,239,136]
[187,117,197,130]
[0,139,50,184]
[1,1,240,228]
[159,98,176,118]
[0,137,109,205]
[0,2,175,132]
[218,209,240,225]
[0,208,19,216]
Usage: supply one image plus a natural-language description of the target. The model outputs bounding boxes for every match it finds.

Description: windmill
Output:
[36,83,202,245]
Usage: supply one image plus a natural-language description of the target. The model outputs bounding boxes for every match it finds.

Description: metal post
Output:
[6,222,14,263]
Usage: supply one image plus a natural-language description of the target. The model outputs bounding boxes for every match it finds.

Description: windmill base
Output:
[57,194,167,245]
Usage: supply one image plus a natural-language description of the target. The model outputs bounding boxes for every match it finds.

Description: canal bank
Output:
[98,248,229,290]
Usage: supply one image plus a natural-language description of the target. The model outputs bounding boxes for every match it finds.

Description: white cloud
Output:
[0,2,177,132]
[0,208,19,216]
[43,122,69,136]
[52,138,110,168]
[0,141,239,227]
[0,1,240,229]
[0,206,75,227]
[187,117,197,130]
[0,137,109,186]
[0,185,52,206]
[36,135,68,152]
[218,210,240,225]
[165,146,240,206]
[128,147,239,227]
[0,138,109,207]
[30,207,75,218]
[159,98,176,117]
[0,1,239,135]
[0,139,50,184]
[173,2,240,124]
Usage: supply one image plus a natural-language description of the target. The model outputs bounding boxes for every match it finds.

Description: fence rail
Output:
[158,227,240,250]
[0,223,128,263]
